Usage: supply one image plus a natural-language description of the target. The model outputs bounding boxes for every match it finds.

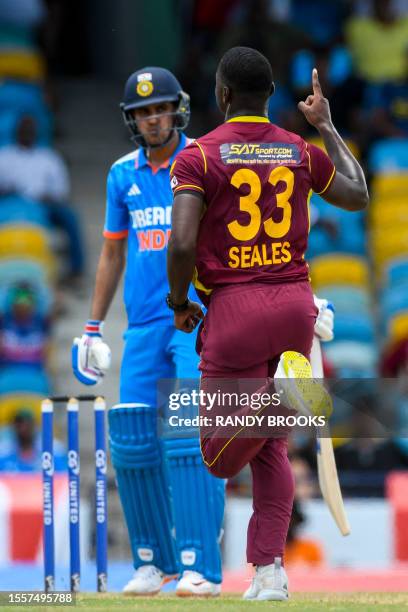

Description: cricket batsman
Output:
[72,67,224,596]
[167,47,368,600]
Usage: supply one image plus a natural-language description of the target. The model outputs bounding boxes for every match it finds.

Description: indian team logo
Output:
[137,80,154,97]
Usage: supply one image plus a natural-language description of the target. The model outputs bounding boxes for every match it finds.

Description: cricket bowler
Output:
[167,46,368,601]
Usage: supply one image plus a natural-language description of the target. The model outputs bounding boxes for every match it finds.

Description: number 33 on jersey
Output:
[170,116,336,301]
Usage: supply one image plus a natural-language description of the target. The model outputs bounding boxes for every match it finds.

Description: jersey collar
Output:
[226,115,270,123]
[137,133,187,173]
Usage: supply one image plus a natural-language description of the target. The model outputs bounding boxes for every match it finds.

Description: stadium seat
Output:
[370,200,408,226]
[307,136,360,159]
[0,195,50,228]
[310,255,370,290]
[308,194,366,257]
[0,258,51,286]
[0,80,47,114]
[0,228,56,280]
[0,109,19,146]
[0,25,36,50]
[306,227,333,258]
[0,393,44,425]
[381,286,408,321]
[368,139,408,174]
[387,312,408,344]
[370,232,408,268]
[382,259,408,288]
[0,365,49,398]
[0,225,52,259]
[371,174,408,198]
[370,228,408,250]
[333,314,376,343]
[316,286,371,313]
[324,340,378,373]
[0,49,46,82]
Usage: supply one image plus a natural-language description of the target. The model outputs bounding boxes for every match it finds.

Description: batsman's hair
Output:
[217,46,273,96]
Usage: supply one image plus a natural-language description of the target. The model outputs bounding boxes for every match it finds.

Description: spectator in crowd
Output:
[290,0,348,45]
[181,0,312,125]
[0,408,65,472]
[368,50,408,138]
[290,453,318,500]
[381,337,408,459]
[335,408,408,496]
[284,43,366,144]
[217,0,310,85]
[0,283,50,367]
[0,115,84,279]
[0,0,46,30]
[0,0,48,83]
[381,337,408,377]
[284,498,324,567]
[345,0,408,84]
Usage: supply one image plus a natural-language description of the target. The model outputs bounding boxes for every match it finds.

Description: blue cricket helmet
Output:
[120,66,190,144]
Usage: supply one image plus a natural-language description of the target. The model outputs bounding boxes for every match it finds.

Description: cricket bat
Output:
[310,336,351,536]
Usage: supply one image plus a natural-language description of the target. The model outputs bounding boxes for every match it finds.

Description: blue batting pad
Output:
[108,404,178,575]
[163,437,225,584]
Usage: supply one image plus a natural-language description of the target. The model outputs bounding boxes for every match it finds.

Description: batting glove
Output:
[314,296,335,342]
[72,320,111,385]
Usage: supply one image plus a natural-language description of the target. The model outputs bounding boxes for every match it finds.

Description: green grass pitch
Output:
[7,592,408,611]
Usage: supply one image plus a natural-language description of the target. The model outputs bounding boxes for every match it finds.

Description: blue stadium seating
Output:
[0,194,50,228]
[334,314,376,343]
[0,365,49,396]
[307,194,366,256]
[368,139,408,173]
[383,259,408,289]
[318,286,371,314]
[0,259,49,286]
[0,81,46,114]
[324,340,377,375]
[381,286,408,322]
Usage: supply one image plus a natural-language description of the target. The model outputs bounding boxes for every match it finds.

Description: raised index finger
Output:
[312,68,323,96]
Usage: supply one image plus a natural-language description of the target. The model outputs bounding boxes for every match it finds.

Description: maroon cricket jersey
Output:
[170,116,335,300]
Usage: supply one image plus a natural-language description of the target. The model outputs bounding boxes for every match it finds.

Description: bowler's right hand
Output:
[298,68,332,130]
[72,320,111,385]
[174,301,204,333]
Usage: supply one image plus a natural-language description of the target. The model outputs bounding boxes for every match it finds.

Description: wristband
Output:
[166,294,190,312]
[84,320,104,336]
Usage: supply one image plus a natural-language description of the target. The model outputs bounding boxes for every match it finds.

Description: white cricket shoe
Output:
[274,351,332,419]
[123,565,168,596]
[176,570,221,597]
[243,557,289,601]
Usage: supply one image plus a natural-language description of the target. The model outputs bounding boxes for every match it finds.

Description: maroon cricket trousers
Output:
[197,281,316,566]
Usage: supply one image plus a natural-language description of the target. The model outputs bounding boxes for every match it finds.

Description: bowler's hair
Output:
[217,47,273,96]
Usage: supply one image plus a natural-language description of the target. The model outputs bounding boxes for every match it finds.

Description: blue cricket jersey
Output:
[104,133,195,327]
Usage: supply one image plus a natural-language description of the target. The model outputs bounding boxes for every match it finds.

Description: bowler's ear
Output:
[270,82,275,96]
[223,85,231,106]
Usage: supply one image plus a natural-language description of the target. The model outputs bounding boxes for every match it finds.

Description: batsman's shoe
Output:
[176,570,221,597]
[123,565,169,596]
[274,351,332,419]
[243,558,288,601]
